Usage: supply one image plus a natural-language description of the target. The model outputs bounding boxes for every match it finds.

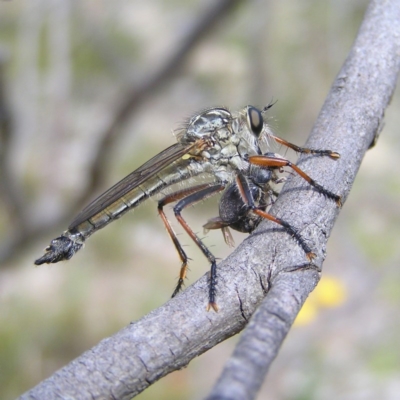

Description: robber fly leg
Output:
[158,183,225,310]
[249,154,342,206]
[172,184,226,311]
[269,134,340,159]
[235,173,316,260]
[158,183,214,296]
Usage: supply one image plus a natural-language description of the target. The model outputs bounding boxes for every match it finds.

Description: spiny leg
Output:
[158,183,221,296]
[269,134,340,159]
[158,186,208,288]
[235,173,316,260]
[173,184,226,311]
[158,183,225,310]
[248,154,342,206]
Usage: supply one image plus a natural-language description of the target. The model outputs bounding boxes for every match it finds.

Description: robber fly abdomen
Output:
[70,158,196,239]
[35,105,341,311]
[34,155,198,264]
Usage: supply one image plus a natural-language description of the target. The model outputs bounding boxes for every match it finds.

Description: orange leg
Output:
[158,183,225,311]
[248,154,342,206]
[235,173,316,260]
[269,134,340,159]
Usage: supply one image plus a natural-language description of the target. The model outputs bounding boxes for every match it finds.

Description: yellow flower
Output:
[295,275,346,326]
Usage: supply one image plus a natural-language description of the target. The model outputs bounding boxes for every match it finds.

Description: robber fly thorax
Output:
[179,107,265,181]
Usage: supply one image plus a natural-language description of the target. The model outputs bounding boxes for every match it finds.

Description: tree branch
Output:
[0,51,23,226]
[206,0,400,398]
[19,0,400,399]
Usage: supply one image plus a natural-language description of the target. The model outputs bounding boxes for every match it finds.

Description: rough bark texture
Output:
[206,0,400,398]
[19,0,400,399]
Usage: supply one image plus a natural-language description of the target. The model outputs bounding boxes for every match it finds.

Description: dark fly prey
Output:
[35,105,341,311]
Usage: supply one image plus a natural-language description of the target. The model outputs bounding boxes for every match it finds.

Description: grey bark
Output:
[19,0,400,399]
[206,0,400,399]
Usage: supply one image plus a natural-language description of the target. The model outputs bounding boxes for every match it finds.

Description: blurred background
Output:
[1,0,399,399]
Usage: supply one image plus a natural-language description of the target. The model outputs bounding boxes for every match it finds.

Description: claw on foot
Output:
[207,302,219,312]
[306,251,317,261]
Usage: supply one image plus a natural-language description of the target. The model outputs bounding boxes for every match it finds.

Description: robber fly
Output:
[35,105,341,311]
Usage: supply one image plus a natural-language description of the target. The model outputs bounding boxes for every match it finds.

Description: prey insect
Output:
[35,105,341,311]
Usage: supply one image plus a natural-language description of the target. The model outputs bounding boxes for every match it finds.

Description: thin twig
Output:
[0,51,25,227]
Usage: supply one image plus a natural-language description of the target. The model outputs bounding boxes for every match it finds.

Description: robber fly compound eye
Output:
[246,106,264,137]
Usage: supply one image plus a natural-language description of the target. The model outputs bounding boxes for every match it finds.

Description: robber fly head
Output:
[231,105,273,157]
[178,105,272,146]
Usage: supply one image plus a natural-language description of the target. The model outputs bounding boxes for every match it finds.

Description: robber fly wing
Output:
[69,142,196,229]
